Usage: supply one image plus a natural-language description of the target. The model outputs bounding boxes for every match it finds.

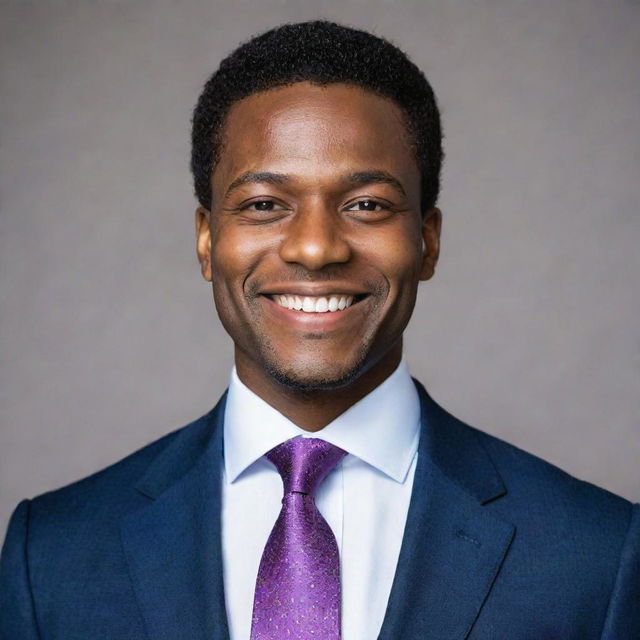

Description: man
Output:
[1,20,638,640]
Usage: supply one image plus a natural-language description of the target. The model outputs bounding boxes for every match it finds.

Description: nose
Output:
[278,200,351,271]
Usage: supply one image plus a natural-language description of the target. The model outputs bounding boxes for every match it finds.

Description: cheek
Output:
[209,223,279,315]
[359,231,422,290]
[208,228,247,315]
[210,223,264,281]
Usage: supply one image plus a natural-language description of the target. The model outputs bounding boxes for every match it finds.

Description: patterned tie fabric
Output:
[250,437,348,640]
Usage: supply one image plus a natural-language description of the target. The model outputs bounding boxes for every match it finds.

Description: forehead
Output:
[214,82,418,187]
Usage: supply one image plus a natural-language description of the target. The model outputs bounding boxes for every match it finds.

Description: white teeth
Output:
[273,294,355,312]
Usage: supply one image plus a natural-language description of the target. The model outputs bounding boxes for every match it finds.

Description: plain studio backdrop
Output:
[1,1,639,533]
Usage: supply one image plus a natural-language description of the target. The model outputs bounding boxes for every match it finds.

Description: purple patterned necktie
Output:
[250,437,348,640]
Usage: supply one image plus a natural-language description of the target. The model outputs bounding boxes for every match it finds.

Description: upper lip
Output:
[259,283,370,297]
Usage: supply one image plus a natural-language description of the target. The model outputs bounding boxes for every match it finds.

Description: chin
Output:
[262,349,369,392]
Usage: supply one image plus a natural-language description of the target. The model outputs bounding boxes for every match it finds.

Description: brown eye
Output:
[249,200,278,211]
[345,200,384,212]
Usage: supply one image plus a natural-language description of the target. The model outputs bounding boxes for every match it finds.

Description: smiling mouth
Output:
[269,294,367,313]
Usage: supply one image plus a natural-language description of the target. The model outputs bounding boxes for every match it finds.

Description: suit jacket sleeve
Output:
[600,502,640,639]
[0,500,41,640]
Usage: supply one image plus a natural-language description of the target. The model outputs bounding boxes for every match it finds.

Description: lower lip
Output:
[260,296,367,331]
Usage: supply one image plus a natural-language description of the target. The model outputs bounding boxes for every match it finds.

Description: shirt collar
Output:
[223,357,421,485]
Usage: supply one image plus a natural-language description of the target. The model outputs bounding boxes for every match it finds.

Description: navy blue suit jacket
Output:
[1,382,639,639]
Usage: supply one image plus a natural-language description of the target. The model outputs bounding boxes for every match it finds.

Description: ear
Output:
[419,207,442,281]
[195,206,213,282]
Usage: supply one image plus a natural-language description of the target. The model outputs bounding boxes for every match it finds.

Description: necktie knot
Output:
[266,437,347,496]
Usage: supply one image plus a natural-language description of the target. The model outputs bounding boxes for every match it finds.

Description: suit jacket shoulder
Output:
[0,401,226,640]
[27,407,213,524]
[472,419,633,528]
[405,383,639,639]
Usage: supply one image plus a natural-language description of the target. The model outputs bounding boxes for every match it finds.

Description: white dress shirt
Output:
[221,358,421,640]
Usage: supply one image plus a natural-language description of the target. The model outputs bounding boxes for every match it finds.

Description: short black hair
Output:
[191,20,443,213]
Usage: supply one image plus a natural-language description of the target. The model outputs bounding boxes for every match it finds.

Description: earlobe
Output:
[195,207,213,282]
[419,207,442,281]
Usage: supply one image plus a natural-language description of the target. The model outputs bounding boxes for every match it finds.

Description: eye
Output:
[344,199,385,212]
[244,200,285,212]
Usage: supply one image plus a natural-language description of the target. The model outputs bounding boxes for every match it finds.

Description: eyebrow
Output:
[224,172,291,199]
[346,171,406,197]
[223,169,407,199]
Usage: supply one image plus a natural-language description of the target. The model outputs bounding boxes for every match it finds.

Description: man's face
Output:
[196,82,440,391]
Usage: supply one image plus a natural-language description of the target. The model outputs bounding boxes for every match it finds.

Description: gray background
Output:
[1,0,639,534]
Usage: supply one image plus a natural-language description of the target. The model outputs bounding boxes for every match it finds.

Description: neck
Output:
[235,342,403,432]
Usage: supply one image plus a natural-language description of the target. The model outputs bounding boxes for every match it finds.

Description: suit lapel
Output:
[120,397,230,640]
[378,383,515,639]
